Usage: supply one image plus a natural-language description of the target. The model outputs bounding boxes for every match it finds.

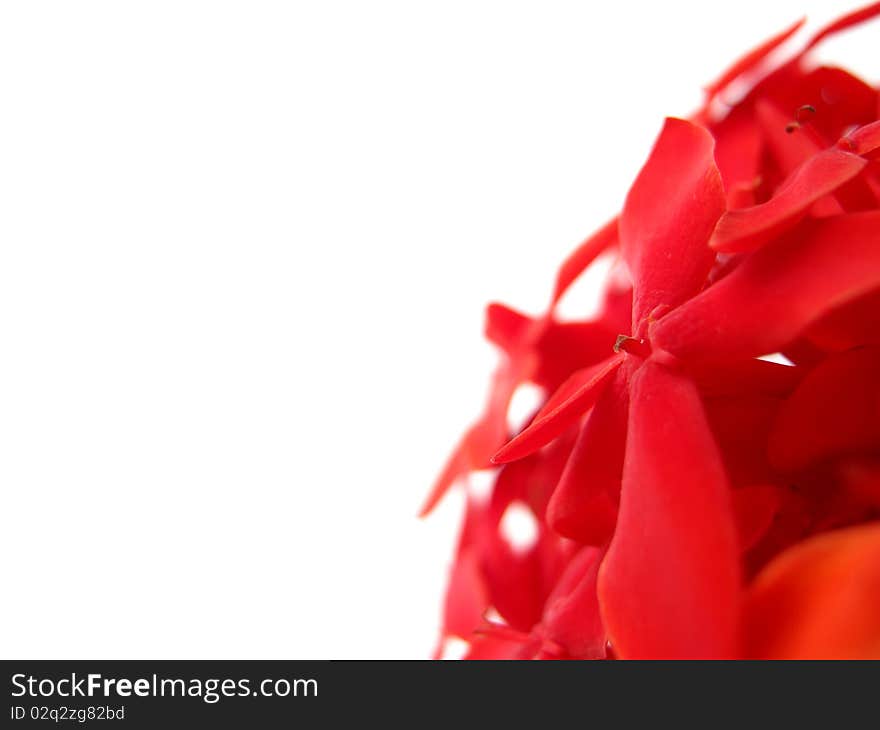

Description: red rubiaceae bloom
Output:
[426,3,880,660]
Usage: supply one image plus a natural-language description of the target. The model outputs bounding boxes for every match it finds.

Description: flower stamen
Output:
[796,104,817,122]
[613,334,651,358]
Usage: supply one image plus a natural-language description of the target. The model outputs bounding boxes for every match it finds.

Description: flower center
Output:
[613,334,651,358]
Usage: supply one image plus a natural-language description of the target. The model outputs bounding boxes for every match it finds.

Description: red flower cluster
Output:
[424,4,880,660]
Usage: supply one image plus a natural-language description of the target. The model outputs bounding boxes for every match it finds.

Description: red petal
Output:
[484,304,615,391]
[482,524,568,633]
[490,427,578,523]
[837,457,880,511]
[600,280,635,334]
[481,542,544,633]
[768,346,880,472]
[745,486,813,579]
[744,523,880,659]
[597,362,741,659]
[463,634,527,660]
[753,96,873,217]
[705,395,783,488]
[688,357,803,398]
[546,366,628,545]
[491,354,623,465]
[551,218,618,306]
[651,211,880,363]
[484,302,533,353]
[710,148,867,253]
[711,106,764,205]
[752,95,879,216]
[620,118,725,332]
[530,320,617,392]
[421,440,471,518]
[442,548,489,639]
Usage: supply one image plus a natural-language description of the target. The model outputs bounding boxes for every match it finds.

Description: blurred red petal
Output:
[837,457,880,510]
[531,321,618,392]
[733,484,783,551]
[484,302,533,353]
[442,548,489,639]
[712,106,764,205]
[745,486,813,576]
[462,634,527,660]
[551,218,618,306]
[491,427,578,523]
[704,18,805,100]
[755,98,828,177]
[484,303,616,391]
[762,66,879,144]
[804,287,880,351]
[705,395,783,488]
[482,524,568,633]
[541,547,606,659]
[803,1,880,52]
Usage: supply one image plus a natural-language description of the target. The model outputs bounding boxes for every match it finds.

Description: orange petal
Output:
[744,523,880,659]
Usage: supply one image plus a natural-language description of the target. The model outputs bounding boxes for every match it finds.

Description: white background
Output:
[1,1,876,658]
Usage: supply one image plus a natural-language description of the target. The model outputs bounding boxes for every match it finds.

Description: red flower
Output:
[426,3,880,660]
